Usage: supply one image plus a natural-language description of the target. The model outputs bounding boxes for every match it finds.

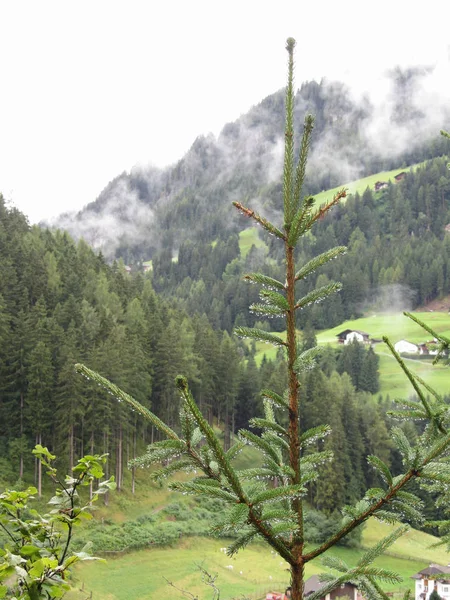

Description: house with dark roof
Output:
[374,181,388,191]
[394,171,407,182]
[412,564,450,600]
[336,330,370,345]
[304,575,364,600]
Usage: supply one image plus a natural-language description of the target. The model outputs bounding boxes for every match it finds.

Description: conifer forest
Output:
[1,35,450,600]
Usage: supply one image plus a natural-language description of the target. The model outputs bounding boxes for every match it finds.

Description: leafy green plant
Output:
[0,446,115,600]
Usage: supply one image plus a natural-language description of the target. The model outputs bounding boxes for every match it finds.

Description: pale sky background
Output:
[0,0,448,224]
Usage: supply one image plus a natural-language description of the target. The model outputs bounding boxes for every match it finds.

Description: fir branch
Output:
[293,346,321,373]
[235,467,279,480]
[249,418,287,436]
[232,201,285,240]
[75,364,179,441]
[283,37,296,224]
[294,246,347,282]
[243,272,285,290]
[238,429,284,464]
[382,338,437,429]
[260,389,289,410]
[234,327,287,347]
[175,376,247,497]
[366,456,393,486]
[261,508,296,522]
[249,303,286,316]
[320,555,350,573]
[372,510,403,524]
[388,409,428,420]
[226,528,260,556]
[412,373,444,403]
[262,432,290,453]
[213,503,249,533]
[251,484,306,506]
[150,458,199,481]
[225,442,246,462]
[294,283,342,311]
[301,450,334,469]
[169,481,239,503]
[300,425,332,447]
[404,311,450,364]
[288,195,315,243]
[259,289,289,311]
[357,525,408,569]
[310,189,347,224]
[292,115,315,216]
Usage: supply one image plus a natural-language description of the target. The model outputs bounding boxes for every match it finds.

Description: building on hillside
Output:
[412,564,450,600]
[394,171,407,182]
[394,340,439,355]
[394,339,420,354]
[374,181,388,191]
[304,575,364,600]
[265,576,364,600]
[336,329,370,345]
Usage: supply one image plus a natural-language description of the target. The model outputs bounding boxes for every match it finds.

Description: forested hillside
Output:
[143,156,450,334]
[0,196,412,518]
[2,65,450,530]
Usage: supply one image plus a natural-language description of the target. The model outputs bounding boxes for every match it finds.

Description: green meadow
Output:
[313,162,423,206]
[254,312,450,399]
[70,518,449,600]
[238,227,269,258]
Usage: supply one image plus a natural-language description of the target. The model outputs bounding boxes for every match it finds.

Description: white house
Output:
[412,564,450,600]
[394,340,420,354]
[336,330,370,345]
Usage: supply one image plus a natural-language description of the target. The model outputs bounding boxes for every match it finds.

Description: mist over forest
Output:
[51,64,450,261]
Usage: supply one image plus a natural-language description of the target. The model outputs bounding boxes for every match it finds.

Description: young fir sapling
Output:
[76,41,450,600]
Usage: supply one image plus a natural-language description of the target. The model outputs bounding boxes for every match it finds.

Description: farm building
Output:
[394,340,439,355]
[336,330,370,345]
[394,340,420,354]
[265,576,364,600]
[394,171,407,182]
[374,181,388,191]
[412,564,450,600]
[304,575,363,600]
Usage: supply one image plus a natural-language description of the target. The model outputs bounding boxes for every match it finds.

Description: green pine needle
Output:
[243,272,285,290]
[294,283,342,311]
[295,246,347,282]
[234,327,287,347]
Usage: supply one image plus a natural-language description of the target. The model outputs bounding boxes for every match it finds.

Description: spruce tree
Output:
[77,41,450,600]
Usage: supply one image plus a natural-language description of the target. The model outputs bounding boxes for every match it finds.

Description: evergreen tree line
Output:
[0,195,395,506]
[0,197,258,491]
[2,195,446,529]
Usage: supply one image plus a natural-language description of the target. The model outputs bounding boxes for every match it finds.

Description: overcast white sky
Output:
[0,0,448,223]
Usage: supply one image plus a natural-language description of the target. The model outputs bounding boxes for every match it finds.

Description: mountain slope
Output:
[52,68,450,261]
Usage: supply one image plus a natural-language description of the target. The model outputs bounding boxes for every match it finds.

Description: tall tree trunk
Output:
[131,430,136,495]
[37,433,42,497]
[19,392,24,479]
[89,433,94,500]
[69,424,74,471]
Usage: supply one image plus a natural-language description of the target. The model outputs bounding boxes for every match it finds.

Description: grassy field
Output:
[253,312,450,399]
[238,227,269,259]
[69,518,449,600]
[313,163,423,206]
